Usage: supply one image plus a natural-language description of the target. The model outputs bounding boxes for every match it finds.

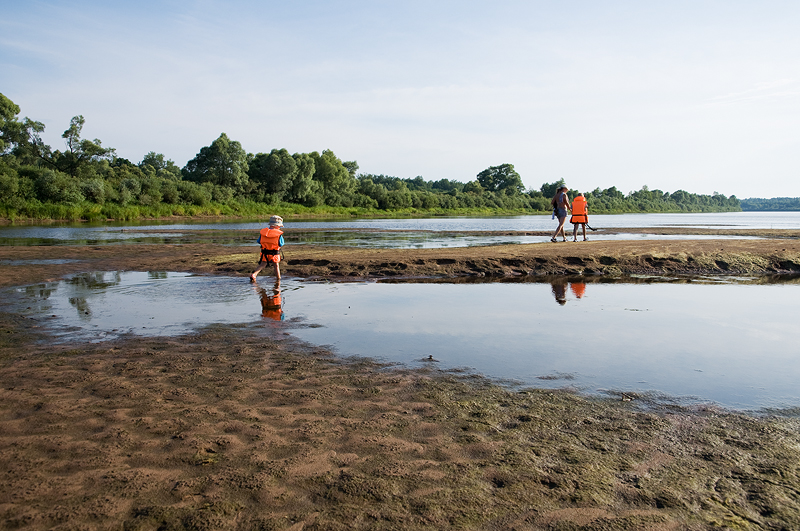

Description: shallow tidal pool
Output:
[7,271,800,412]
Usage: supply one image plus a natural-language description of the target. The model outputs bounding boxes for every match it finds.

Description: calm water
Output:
[7,271,800,412]
[1,211,792,248]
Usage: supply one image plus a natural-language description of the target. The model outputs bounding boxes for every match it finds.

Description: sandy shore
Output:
[2,230,800,529]
[1,227,800,288]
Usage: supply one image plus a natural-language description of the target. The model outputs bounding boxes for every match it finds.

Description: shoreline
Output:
[0,208,756,226]
[3,233,800,528]
[1,230,799,289]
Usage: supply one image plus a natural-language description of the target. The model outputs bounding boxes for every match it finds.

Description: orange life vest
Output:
[570,282,586,299]
[259,227,283,263]
[261,292,283,320]
[570,196,588,223]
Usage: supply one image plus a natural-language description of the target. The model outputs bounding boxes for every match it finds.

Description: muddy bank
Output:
[2,232,800,288]
[2,312,800,530]
[3,232,800,529]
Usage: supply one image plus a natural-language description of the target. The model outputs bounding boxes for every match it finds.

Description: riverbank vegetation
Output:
[1,93,741,222]
[741,197,800,211]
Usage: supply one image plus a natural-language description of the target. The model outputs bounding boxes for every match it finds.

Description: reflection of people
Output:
[550,186,571,242]
[257,280,283,321]
[251,215,284,282]
[551,278,568,305]
[570,192,588,242]
[570,282,586,299]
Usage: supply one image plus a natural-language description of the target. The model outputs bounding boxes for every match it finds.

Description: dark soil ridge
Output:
[2,235,800,288]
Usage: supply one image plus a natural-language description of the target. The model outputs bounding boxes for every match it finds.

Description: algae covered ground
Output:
[1,228,800,289]
[2,230,800,529]
[2,319,800,530]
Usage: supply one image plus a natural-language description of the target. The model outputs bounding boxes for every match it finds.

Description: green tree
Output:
[539,179,566,198]
[52,115,115,177]
[183,133,249,193]
[140,151,181,179]
[34,169,84,204]
[288,153,320,205]
[0,93,47,166]
[342,160,359,178]
[463,180,484,194]
[249,148,297,199]
[0,163,19,202]
[0,93,21,154]
[476,163,524,194]
[309,150,356,205]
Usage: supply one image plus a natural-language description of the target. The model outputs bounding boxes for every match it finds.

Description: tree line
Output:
[0,93,741,221]
[740,197,800,211]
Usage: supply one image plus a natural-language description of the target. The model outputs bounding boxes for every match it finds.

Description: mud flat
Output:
[2,232,800,529]
[1,230,800,288]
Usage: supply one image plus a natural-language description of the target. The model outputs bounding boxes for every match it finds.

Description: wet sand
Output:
[1,228,800,288]
[2,230,800,529]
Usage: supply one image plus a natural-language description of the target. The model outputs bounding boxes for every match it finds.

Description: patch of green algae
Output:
[3,316,800,530]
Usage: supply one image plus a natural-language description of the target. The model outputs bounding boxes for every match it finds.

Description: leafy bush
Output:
[81,178,106,204]
[34,170,84,204]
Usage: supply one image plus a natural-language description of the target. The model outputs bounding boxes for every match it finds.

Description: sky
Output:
[2,0,800,199]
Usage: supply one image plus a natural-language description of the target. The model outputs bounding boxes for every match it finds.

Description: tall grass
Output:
[0,197,741,224]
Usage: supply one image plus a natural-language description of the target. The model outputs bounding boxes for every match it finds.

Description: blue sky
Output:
[3,0,799,198]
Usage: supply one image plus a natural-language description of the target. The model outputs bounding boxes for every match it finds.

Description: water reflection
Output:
[550,280,588,305]
[255,280,284,321]
[6,272,800,411]
[571,282,586,299]
[550,279,568,305]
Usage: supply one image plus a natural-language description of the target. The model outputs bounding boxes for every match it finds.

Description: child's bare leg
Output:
[251,262,266,281]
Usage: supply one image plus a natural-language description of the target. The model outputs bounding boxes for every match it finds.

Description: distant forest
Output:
[1,93,742,221]
[740,197,800,211]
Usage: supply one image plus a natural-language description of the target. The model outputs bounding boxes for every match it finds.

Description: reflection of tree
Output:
[67,272,122,290]
[148,271,168,280]
[69,297,91,320]
[64,272,123,319]
[21,283,56,315]
[23,284,54,300]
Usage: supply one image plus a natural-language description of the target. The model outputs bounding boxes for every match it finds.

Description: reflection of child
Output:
[570,282,586,299]
[258,281,284,321]
[251,215,284,282]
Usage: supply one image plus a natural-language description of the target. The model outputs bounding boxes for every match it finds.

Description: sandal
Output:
[550,238,557,242]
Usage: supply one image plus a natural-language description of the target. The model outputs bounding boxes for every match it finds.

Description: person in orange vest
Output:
[570,192,589,242]
[250,215,284,282]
